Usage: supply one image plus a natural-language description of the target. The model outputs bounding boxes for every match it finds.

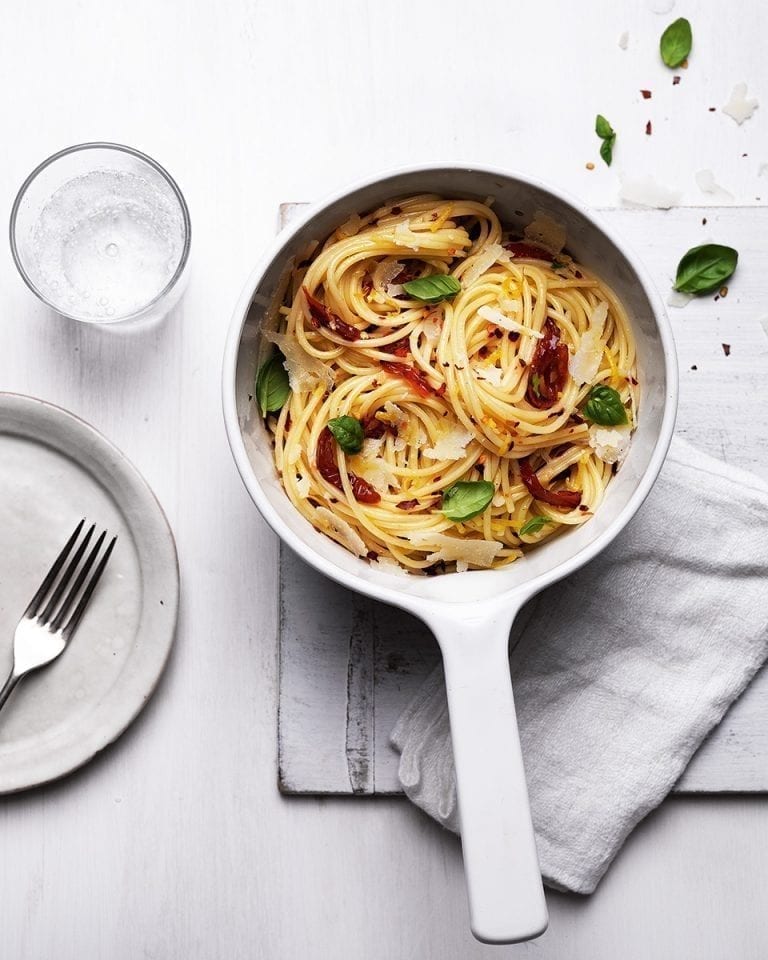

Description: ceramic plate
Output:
[0,393,178,793]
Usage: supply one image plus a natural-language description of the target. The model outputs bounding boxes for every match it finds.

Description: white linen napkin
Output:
[390,437,768,894]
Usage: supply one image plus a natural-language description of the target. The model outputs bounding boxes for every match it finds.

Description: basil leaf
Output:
[674,244,738,295]
[595,114,614,139]
[595,115,616,166]
[403,274,461,303]
[583,385,628,426]
[551,259,567,271]
[660,17,692,68]
[441,480,495,522]
[599,133,616,166]
[327,415,364,454]
[519,516,553,537]
[255,351,290,415]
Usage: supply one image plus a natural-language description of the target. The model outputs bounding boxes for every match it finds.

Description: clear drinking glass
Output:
[10,142,191,325]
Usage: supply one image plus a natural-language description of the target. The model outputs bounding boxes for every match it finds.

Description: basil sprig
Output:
[255,351,290,415]
[660,17,692,68]
[327,415,364,453]
[674,244,738,295]
[595,115,616,166]
[441,480,494,522]
[403,274,461,303]
[519,516,553,537]
[583,385,628,426]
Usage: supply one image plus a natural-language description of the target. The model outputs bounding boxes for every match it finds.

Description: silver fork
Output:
[0,520,117,713]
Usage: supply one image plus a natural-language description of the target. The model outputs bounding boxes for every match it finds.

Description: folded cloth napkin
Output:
[391,437,768,894]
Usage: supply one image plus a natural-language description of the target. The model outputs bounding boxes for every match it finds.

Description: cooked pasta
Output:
[257,195,638,574]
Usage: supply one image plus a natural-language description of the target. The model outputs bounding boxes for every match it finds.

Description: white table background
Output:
[1,1,767,957]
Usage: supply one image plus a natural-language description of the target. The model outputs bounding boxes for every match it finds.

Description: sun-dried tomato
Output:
[396,499,419,511]
[381,336,410,358]
[526,318,569,409]
[362,414,389,439]
[519,458,581,509]
[316,427,380,504]
[303,287,360,342]
[392,261,422,284]
[504,241,554,260]
[382,361,442,398]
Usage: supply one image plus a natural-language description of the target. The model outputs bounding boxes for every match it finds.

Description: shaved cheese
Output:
[456,560,469,573]
[372,556,409,578]
[386,284,405,297]
[264,330,333,391]
[618,30,629,49]
[462,242,508,286]
[392,219,422,251]
[337,212,362,237]
[722,83,759,125]
[619,175,680,209]
[476,364,504,387]
[569,302,608,384]
[523,212,566,254]
[695,169,734,202]
[667,290,693,309]
[350,438,400,494]
[422,312,443,343]
[373,259,403,290]
[295,473,311,498]
[315,507,367,556]
[478,304,543,339]
[407,530,503,568]
[589,424,632,465]
[423,422,473,461]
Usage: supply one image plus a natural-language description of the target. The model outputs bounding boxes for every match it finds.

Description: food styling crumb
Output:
[722,343,731,356]
[702,217,707,225]
[691,365,698,371]
[641,89,652,99]
[645,121,652,135]
[719,286,729,298]
[586,162,595,170]
[673,76,681,85]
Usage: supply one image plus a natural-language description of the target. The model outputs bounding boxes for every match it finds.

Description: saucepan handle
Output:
[429,610,548,944]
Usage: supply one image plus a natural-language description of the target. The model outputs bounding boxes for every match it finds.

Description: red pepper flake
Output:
[673,76,681,85]
[640,89,652,99]
[519,458,581,510]
[390,206,402,215]
[366,550,379,561]
[382,361,443,398]
[525,319,569,409]
[396,499,420,511]
[579,505,590,512]
[316,427,380,504]
[645,120,652,135]
[508,331,520,342]
[303,287,359,342]
[504,241,552,260]
[722,343,731,357]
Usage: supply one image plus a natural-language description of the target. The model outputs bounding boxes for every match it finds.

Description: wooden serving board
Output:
[277,203,768,796]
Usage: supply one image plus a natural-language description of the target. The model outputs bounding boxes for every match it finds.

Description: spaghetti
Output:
[259,195,638,574]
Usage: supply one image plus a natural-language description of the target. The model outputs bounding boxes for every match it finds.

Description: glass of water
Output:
[10,142,191,325]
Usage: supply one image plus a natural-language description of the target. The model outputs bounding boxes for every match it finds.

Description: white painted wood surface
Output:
[1,1,768,957]
[278,204,768,796]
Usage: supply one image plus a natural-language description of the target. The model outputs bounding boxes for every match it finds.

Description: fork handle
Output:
[0,673,21,712]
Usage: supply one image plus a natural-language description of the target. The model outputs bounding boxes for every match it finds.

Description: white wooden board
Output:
[278,203,768,795]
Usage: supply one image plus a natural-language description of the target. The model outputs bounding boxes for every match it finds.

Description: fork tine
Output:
[49,530,106,633]
[58,535,117,639]
[25,519,85,618]
[39,524,95,625]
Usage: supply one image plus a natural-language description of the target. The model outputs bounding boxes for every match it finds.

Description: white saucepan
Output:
[222,164,678,944]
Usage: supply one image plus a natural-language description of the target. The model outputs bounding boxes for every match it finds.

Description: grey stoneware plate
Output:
[0,393,179,793]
